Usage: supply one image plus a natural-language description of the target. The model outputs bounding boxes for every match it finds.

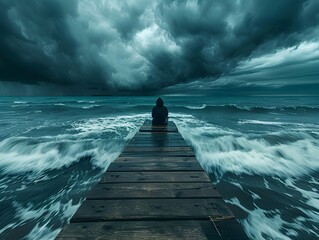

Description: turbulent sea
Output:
[0,96,319,240]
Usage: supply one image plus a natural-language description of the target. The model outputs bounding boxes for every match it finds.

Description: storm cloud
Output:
[0,0,319,95]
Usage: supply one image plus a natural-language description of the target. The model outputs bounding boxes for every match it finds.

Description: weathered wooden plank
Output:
[140,124,175,128]
[130,138,186,144]
[120,151,195,157]
[129,137,186,141]
[143,120,176,126]
[115,156,198,161]
[107,162,203,171]
[132,133,183,137]
[115,156,199,164]
[131,137,185,142]
[139,129,178,133]
[56,220,223,240]
[110,161,201,168]
[133,133,181,137]
[128,141,188,146]
[128,141,187,146]
[71,198,234,222]
[139,128,178,133]
[99,171,211,183]
[128,139,187,143]
[143,121,176,126]
[134,131,181,136]
[130,137,185,140]
[86,182,221,199]
[141,121,177,128]
[140,124,177,127]
[126,143,190,148]
[139,124,178,131]
[123,147,192,152]
[140,126,177,129]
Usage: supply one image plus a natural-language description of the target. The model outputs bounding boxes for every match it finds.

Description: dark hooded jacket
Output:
[152,97,168,125]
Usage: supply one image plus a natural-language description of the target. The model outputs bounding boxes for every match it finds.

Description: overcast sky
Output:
[0,0,319,96]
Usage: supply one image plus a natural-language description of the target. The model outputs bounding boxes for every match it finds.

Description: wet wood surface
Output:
[57,121,248,240]
[56,220,245,240]
[86,182,221,199]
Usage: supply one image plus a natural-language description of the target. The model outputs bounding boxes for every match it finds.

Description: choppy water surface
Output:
[0,96,318,240]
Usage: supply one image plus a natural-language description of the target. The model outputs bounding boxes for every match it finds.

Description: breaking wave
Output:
[172,114,319,240]
[173,114,319,178]
[0,113,148,239]
[181,104,319,114]
[185,104,207,110]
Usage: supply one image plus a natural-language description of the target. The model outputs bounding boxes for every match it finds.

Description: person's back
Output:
[152,97,168,125]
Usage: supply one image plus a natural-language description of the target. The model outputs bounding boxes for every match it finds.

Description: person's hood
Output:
[156,97,164,107]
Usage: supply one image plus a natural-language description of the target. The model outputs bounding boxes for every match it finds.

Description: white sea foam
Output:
[0,223,18,236]
[285,179,319,211]
[249,190,261,200]
[0,196,82,238]
[13,198,82,240]
[81,104,100,109]
[309,177,319,186]
[230,181,244,191]
[173,115,319,178]
[239,120,287,126]
[71,114,147,138]
[239,119,319,129]
[26,223,60,240]
[185,104,206,110]
[76,100,95,104]
[12,104,30,108]
[0,114,148,177]
[263,178,270,189]
[173,114,319,239]
[13,101,27,104]
[226,198,301,240]
[294,207,319,237]
[0,113,150,239]
[0,137,101,175]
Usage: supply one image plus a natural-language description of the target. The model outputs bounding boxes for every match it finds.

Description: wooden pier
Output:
[57,121,248,239]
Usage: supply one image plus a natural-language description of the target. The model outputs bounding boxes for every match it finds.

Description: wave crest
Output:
[185,104,207,110]
[173,115,319,179]
[181,104,319,113]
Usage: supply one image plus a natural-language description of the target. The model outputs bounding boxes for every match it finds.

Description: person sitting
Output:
[152,97,168,125]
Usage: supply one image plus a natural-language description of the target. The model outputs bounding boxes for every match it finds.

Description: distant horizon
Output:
[1,94,319,98]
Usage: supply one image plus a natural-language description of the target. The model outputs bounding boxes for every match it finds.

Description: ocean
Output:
[0,96,318,240]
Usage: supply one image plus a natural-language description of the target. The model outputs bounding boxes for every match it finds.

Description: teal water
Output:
[0,96,319,239]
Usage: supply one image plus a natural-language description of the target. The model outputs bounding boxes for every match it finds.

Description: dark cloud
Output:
[0,0,319,95]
